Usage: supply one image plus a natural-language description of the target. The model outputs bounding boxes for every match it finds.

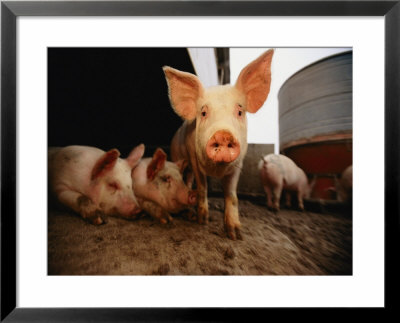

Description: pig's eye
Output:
[200,105,208,119]
[237,104,244,118]
[108,182,120,191]
[161,175,171,183]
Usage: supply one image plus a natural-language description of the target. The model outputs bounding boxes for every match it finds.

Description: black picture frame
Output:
[1,0,399,321]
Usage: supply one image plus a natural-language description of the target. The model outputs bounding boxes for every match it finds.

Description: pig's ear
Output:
[147,148,167,181]
[175,159,188,174]
[235,49,274,113]
[163,66,204,121]
[91,149,120,180]
[127,143,145,168]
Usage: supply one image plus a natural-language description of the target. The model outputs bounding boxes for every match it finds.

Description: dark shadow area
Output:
[48,48,195,157]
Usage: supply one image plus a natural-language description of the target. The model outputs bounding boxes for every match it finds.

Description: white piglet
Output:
[48,144,144,224]
[164,49,274,240]
[131,147,197,224]
[258,154,314,212]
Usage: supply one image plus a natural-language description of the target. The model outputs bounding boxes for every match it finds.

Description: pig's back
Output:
[170,121,195,162]
[259,154,284,186]
[131,157,152,188]
[277,154,305,189]
[48,145,105,189]
[341,165,352,188]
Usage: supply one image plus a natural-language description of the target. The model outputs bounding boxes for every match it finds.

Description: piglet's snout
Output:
[206,130,240,163]
[123,200,142,216]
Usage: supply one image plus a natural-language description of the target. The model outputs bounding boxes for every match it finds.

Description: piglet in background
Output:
[131,148,197,224]
[48,144,145,224]
[334,165,353,203]
[258,154,315,212]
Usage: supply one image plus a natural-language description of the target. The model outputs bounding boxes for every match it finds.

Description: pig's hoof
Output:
[235,228,243,240]
[188,214,197,222]
[197,206,209,225]
[226,226,242,241]
[180,209,197,222]
[85,210,107,225]
[159,213,173,224]
[88,216,104,225]
[198,216,209,225]
[93,217,104,225]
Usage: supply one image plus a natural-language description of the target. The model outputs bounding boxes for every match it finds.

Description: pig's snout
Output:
[206,130,240,163]
[121,200,142,216]
[188,190,197,206]
[130,205,142,215]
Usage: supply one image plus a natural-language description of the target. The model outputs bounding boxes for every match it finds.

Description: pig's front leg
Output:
[222,166,242,240]
[140,200,173,224]
[185,170,195,189]
[56,189,106,225]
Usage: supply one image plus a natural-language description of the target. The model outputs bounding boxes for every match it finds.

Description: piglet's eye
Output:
[108,182,120,190]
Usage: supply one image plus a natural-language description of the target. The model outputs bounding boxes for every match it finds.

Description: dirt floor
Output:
[48,197,352,275]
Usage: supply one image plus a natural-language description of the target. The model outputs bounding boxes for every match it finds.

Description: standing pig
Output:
[258,154,314,212]
[164,49,274,240]
[48,144,144,224]
[131,147,197,224]
[334,165,353,203]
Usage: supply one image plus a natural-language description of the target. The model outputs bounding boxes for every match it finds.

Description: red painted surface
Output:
[309,177,336,199]
[282,138,352,200]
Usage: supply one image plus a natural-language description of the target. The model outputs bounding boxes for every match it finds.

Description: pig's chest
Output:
[198,158,238,179]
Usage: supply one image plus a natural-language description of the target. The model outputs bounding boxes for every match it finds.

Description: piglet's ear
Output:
[147,148,167,181]
[175,159,188,174]
[235,49,274,113]
[91,149,120,180]
[163,66,204,121]
[127,143,145,168]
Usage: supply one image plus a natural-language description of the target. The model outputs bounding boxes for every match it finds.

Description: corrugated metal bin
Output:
[279,51,352,200]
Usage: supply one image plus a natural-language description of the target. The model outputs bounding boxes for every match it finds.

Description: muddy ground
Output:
[48,197,352,275]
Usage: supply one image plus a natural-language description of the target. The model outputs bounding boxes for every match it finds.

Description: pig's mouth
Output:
[169,193,196,212]
[168,199,186,213]
[107,205,142,217]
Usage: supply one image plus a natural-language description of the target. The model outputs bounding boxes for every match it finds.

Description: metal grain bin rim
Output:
[280,132,352,151]
[278,50,353,99]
